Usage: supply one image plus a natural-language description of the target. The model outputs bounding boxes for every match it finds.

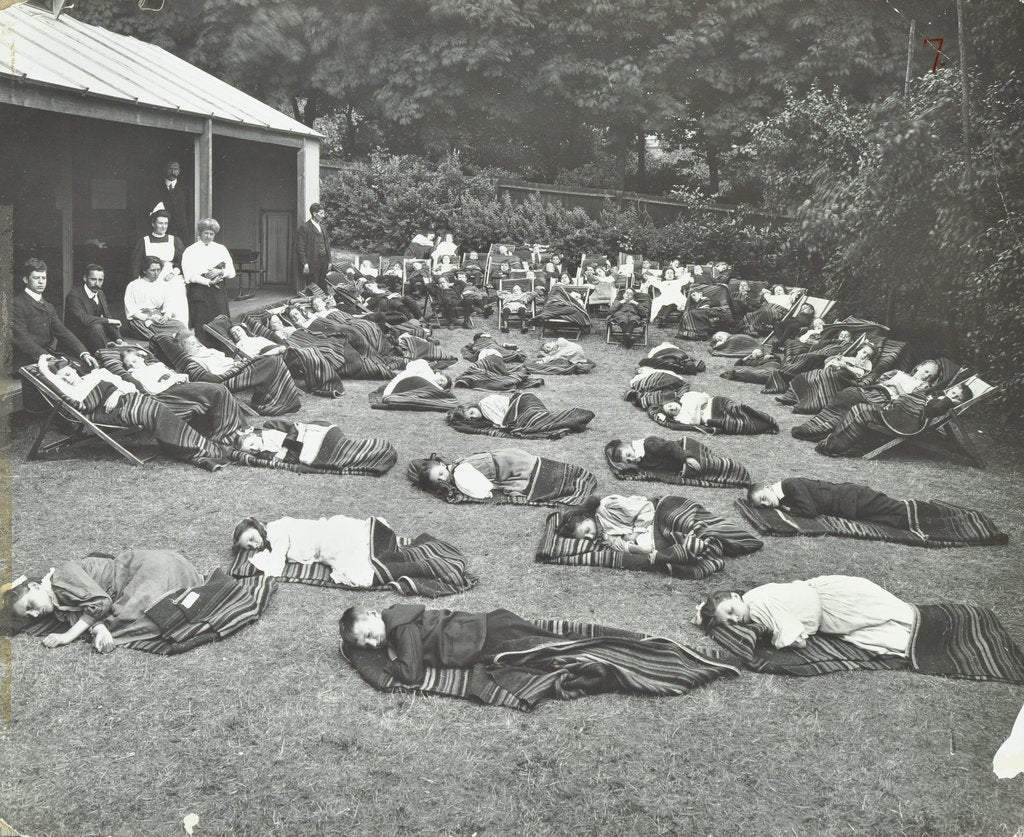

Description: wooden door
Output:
[261,210,294,288]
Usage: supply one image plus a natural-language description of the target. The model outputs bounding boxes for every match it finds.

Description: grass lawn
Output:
[2,317,1023,837]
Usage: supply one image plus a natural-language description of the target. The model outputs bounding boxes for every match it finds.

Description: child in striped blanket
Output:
[696,576,915,655]
[609,438,703,476]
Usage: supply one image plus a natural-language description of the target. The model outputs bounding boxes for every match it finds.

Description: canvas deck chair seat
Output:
[863,375,998,468]
[20,364,158,466]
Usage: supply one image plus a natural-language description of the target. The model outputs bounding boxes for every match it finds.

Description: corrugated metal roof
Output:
[0,3,319,138]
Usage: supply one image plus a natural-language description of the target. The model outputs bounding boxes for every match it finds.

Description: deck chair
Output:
[497,277,538,332]
[862,375,998,468]
[761,292,837,345]
[20,364,155,466]
[202,320,246,358]
[605,317,649,346]
[402,258,431,298]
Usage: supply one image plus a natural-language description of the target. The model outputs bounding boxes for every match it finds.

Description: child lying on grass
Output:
[697,575,914,654]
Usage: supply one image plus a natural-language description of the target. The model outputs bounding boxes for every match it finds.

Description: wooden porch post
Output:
[59,144,73,306]
[195,118,213,225]
[296,137,320,290]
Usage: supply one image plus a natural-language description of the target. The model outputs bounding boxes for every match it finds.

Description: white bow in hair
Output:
[691,601,706,625]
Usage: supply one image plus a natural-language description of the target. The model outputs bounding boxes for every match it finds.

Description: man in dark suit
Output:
[148,160,193,243]
[64,264,124,352]
[12,258,99,410]
[296,202,332,292]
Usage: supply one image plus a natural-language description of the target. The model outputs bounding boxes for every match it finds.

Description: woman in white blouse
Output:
[181,217,234,344]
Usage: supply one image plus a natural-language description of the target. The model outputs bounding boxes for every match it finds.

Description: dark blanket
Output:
[454,354,544,391]
[784,366,861,414]
[709,603,1024,683]
[719,356,781,385]
[531,284,591,328]
[637,346,706,375]
[461,335,525,364]
[709,333,764,357]
[448,392,594,440]
[625,370,692,405]
[428,454,597,507]
[522,356,596,375]
[369,377,460,411]
[229,518,477,597]
[398,333,459,369]
[604,437,751,488]
[648,396,779,435]
[21,570,275,655]
[240,313,345,395]
[734,498,1009,547]
[535,497,763,579]
[228,423,398,476]
[675,305,734,341]
[738,302,788,337]
[343,619,740,710]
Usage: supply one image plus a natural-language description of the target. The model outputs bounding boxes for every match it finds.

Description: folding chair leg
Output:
[943,419,987,468]
[26,407,60,461]
[27,408,151,466]
[862,436,907,461]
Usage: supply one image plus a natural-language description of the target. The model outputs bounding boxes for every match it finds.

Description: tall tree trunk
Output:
[635,130,647,193]
[344,104,357,160]
[303,92,320,128]
[706,144,720,195]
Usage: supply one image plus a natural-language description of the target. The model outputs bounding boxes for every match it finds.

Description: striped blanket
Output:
[147,335,303,416]
[737,302,788,337]
[734,498,1009,547]
[535,496,763,579]
[649,396,779,435]
[461,335,526,364]
[448,392,594,440]
[21,570,275,655]
[343,619,740,710]
[230,518,477,597]
[428,454,597,507]
[368,377,460,411]
[709,603,1024,683]
[604,438,751,488]
[784,366,861,414]
[398,333,459,369]
[532,284,591,329]
[625,370,692,404]
[228,423,397,476]
[522,356,596,375]
[719,356,781,385]
[454,354,544,391]
[241,313,346,395]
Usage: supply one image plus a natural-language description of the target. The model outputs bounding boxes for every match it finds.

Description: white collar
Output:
[632,439,646,460]
[84,286,99,301]
[769,481,785,503]
[24,288,42,302]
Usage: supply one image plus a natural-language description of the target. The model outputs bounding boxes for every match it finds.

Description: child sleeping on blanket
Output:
[340,604,566,685]
[748,478,918,530]
[383,359,452,397]
[1,550,206,652]
[408,448,538,500]
[236,421,335,464]
[696,576,915,655]
[233,515,433,586]
[609,438,703,477]
[653,393,715,427]
[556,495,698,563]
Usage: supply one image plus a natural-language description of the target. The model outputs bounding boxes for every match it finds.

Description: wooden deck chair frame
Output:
[20,365,155,466]
[862,375,998,468]
[497,277,537,332]
[541,317,584,341]
[605,318,649,346]
[202,322,245,357]
[760,292,837,345]
[402,258,431,297]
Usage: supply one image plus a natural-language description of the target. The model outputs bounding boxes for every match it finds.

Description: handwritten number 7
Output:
[923,37,945,73]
